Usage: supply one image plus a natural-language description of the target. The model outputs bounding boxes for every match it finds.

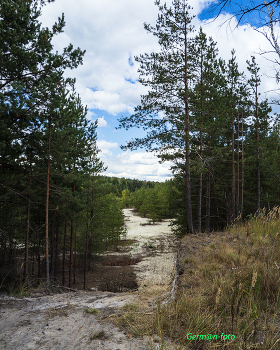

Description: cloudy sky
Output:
[40,0,280,181]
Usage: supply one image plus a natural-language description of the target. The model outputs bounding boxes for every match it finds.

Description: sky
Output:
[40,0,280,182]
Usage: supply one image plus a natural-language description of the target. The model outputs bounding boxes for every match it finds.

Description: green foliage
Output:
[101,176,156,197]
[121,189,130,208]
[85,308,99,314]
[0,0,127,289]
[130,180,177,223]
[118,0,279,234]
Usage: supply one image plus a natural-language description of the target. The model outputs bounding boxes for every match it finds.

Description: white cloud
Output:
[101,151,173,182]
[96,140,173,180]
[97,116,108,127]
[97,140,118,156]
[200,13,280,99]
[86,110,96,121]
[40,0,280,115]
[40,0,280,181]
[40,0,163,114]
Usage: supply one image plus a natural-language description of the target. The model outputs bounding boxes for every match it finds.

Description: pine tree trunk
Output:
[88,239,91,271]
[231,116,236,224]
[237,109,240,218]
[54,221,59,278]
[25,177,31,280]
[69,218,74,288]
[206,170,211,233]
[197,81,203,234]
[32,248,35,277]
[69,185,75,287]
[241,110,244,222]
[51,211,55,279]
[70,139,77,287]
[88,209,94,271]
[84,190,89,290]
[45,118,51,285]
[74,227,76,285]
[37,239,41,279]
[62,220,67,286]
[256,87,260,214]
[184,22,194,234]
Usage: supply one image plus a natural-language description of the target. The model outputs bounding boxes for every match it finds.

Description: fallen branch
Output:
[50,285,78,292]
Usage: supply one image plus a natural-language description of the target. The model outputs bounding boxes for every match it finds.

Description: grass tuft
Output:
[89,330,108,341]
[85,307,99,314]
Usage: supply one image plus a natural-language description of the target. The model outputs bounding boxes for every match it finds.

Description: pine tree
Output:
[189,28,220,233]
[118,0,196,234]
[246,56,261,214]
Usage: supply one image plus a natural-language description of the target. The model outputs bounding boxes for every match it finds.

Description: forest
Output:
[117,2,280,236]
[0,0,134,290]
[1,0,280,295]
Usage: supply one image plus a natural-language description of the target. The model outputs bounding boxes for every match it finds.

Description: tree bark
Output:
[198,70,204,234]
[231,115,236,224]
[241,110,244,222]
[37,239,41,279]
[256,85,260,214]
[84,190,89,290]
[69,185,75,288]
[237,108,240,218]
[62,219,67,286]
[69,218,74,288]
[206,170,211,233]
[51,211,55,279]
[74,225,76,285]
[24,177,31,280]
[55,221,59,278]
[45,117,51,285]
[184,16,194,234]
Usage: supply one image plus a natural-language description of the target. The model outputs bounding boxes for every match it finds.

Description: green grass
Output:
[85,308,99,314]
[7,282,30,298]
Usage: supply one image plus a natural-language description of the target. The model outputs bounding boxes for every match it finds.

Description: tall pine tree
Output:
[118,0,196,234]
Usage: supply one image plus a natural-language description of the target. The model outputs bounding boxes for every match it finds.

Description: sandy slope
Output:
[123,209,177,288]
[0,209,178,350]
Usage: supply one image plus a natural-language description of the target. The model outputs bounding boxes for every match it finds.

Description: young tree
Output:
[246,56,261,213]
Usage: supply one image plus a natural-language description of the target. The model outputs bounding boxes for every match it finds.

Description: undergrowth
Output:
[113,207,280,349]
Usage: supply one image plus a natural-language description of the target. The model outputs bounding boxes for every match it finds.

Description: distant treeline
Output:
[101,176,157,197]
[120,180,178,224]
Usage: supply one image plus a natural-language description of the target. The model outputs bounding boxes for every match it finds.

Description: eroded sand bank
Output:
[0,209,178,350]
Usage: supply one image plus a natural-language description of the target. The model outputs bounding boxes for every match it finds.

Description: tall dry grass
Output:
[115,207,280,349]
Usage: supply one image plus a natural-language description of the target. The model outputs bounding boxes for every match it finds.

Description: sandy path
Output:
[0,209,178,350]
[123,209,177,288]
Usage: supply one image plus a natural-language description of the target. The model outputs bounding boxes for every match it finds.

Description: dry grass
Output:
[99,271,138,292]
[112,207,280,349]
[89,330,109,341]
[47,303,73,318]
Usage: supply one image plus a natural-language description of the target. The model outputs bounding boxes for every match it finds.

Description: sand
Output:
[0,209,178,350]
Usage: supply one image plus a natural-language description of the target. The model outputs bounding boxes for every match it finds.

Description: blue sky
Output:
[199,0,273,27]
[41,0,280,181]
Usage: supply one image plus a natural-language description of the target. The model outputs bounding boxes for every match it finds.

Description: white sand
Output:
[0,209,179,350]
[123,209,177,288]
